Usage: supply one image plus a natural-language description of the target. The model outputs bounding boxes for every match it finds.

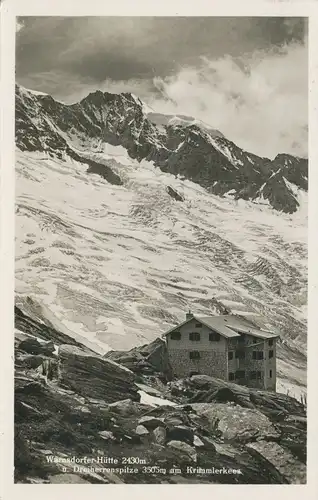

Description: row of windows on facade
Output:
[188,350,274,360]
[228,369,273,381]
[171,331,274,346]
[228,350,274,360]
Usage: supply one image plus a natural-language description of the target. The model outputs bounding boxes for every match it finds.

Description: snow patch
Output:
[103,143,133,166]
[138,390,177,407]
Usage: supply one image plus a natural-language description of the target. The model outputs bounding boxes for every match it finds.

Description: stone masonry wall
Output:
[168,348,228,379]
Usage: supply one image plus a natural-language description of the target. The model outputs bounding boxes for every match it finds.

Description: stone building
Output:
[163,312,279,391]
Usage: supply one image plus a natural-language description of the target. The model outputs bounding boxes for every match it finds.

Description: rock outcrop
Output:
[58,344,140,403]
[18,338,56,356]
[166,186,184,202]
[105,337,173,380]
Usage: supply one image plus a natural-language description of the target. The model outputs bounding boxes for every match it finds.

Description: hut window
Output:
[189,332,201,341]
[189,351,200,360]
[253,351,264,360]
[209,332,220,342]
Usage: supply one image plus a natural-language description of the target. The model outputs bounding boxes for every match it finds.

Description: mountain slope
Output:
[15,85,307,398]
[16,85,307,213]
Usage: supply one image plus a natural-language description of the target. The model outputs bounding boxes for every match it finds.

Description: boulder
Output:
[187,376,252,407]
[108,399,141,416]
[167,440,197,462]
[18,338,55,356]
[191,375,250,395]
[106,337,173,380]
[249,390,306,418]
[58,344,139,403]
[246,440,306,484]
[163,409,193,427]
[135,425,149,436]
[15,354,46,370]
[98,430,115,441]
[191,403,280,442]
[208,387,246,404]
[15,380,46,397]
[138,416,165,430]
[164,415,184,427]
[167,425,194,445]
[153,426,166,444]
[73,406,91,415]
[181,375,306,420]
[193,435,205,447]
[166,186,184,202]
[284,415,306,424]
[203,438,234,457]
[188,374,221,389]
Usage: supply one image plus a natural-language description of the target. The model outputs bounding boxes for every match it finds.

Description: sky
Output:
[16,17,308,158]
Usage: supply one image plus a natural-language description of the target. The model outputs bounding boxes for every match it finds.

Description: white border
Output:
[1,1,318,499]
[3,0,318,16]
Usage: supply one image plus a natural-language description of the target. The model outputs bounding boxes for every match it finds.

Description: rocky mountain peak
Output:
[15,84,307,213]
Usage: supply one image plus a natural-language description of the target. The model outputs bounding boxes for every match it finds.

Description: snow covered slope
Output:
[15,85,307,397]
[147,111,225,138]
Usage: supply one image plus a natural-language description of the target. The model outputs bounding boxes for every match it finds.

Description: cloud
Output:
[16,17,306,82]
[19,41,308,159]
[146,42,308,158]
[16,17,307,158]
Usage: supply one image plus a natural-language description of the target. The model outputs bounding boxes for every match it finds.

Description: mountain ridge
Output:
[15,84,307,214]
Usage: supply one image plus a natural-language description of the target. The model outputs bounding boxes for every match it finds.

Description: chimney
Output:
[186,310,194,320]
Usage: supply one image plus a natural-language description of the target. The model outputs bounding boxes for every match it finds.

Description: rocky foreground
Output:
[15,306,306,484]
